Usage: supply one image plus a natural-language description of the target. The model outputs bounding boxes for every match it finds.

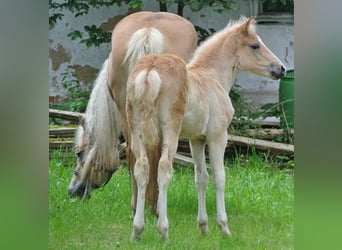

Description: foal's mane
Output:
[225,16,255,33]
[76,59,120,168]
[188,16,255,67]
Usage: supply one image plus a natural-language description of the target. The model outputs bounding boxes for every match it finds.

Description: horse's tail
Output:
[123,27,164,74]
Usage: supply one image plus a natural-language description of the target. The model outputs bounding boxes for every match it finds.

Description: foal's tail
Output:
[128,67,163,215]
[134,69,162,146]
[123,27,164,74]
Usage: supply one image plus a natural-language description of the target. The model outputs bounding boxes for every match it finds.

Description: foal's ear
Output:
[242,16,256,34]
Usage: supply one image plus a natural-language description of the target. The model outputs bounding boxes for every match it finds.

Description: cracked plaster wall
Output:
[49,1,293,107]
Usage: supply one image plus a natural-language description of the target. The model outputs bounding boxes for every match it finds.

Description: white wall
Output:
[49,0,294,107]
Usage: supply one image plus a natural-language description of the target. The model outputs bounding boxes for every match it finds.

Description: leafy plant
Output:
[195,25,216,44]
[49,0,237,47]
[68,25,112,47]
[49,69,91,113]
[260,0,294,14]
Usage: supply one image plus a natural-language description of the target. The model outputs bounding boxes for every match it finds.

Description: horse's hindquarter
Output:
[109,11,197,113]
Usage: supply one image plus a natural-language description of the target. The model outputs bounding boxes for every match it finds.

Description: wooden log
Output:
[232,117,280,127]
[228,134,294,155]
[49,127,77,138]
[49,140,74,149]
[49,109,83,122]
[174,153,194,166]
[246,129,294,140]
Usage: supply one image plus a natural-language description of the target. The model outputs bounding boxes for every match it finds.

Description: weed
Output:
[49,68,91,113]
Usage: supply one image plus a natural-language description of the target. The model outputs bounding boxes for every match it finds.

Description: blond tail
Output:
[133,69,161,146]
[123,28,164,74]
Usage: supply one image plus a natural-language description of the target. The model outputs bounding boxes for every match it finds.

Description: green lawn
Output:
[49,149,294,249]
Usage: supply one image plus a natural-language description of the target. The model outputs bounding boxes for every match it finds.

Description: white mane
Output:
[77,59,121,168]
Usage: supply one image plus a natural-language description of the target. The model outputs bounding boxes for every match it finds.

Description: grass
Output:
[49,149,294,249]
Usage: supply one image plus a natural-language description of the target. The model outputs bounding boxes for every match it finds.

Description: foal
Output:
[127,16,285,240]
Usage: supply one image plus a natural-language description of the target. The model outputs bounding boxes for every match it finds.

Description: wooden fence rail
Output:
[49,109,294,165]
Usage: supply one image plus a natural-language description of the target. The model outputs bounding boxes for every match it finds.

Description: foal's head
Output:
[230,17,286,79]
[68,116,119,198]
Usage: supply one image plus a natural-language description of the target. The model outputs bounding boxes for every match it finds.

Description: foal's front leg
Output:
[208,134,231,236]
[190,139,210,234]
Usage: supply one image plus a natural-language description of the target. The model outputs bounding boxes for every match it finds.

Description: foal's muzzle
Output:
[269,62,286,80]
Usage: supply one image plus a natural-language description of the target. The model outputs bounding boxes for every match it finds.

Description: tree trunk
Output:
[177,2,184,16]
[159,2,167,12]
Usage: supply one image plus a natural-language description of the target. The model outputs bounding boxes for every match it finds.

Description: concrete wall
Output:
[49,0,294,107]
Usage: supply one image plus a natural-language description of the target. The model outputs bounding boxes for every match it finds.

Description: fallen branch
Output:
[49,109,82,122]
[49,127,77,138]
[49,140,74,149]
[246,129,294,140]
[174,153,194,166]
[228,134,294,155]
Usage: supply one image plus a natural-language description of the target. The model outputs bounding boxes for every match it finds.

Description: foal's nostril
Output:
[281,65,286,73]
[74,169,80,176]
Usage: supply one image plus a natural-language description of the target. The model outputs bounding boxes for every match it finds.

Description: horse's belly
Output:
[179,111,207,139]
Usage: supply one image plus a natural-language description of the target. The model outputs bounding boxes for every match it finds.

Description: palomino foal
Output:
[68,12,197,206]
[127,17,285,240]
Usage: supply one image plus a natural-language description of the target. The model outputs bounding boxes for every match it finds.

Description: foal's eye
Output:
[250,43,260,50]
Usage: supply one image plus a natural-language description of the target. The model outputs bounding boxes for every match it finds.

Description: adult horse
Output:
[68,11,197,212]
[126,17,285,240]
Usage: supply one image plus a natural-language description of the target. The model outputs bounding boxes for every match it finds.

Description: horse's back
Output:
[112,11,197,62]
[109,11,196,112]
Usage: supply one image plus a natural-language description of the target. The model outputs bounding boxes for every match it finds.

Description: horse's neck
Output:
[207,62,239,94]
[187,32,239,93]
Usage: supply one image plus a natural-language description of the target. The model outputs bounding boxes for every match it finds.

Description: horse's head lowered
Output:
[231,17,286,80]
[68,116,119,198]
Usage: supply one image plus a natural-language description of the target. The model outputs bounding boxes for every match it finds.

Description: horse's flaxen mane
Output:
[76,59,120,169]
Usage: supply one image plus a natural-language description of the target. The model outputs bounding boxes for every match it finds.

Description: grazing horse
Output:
[126,16,286,240]
[68,11,197,210]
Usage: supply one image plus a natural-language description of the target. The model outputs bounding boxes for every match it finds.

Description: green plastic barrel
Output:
[279,69,294,128]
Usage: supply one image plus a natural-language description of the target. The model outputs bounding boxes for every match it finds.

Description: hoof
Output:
[158,228,169,241]
[220,225,231,237]
[217,220,231,236]
[198,221,210,235]
[222,228,231,237]
[131,226,144,241]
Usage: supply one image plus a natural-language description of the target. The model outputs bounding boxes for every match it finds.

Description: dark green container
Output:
[279,69,294,128]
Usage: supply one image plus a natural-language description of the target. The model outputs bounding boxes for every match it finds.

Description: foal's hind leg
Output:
[190,139,210,234]
[156,125,181,240]
[208,133,231,236]
[131,140,149,240]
